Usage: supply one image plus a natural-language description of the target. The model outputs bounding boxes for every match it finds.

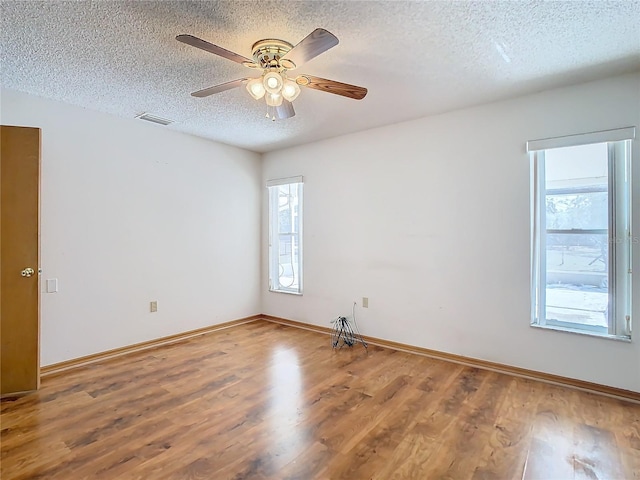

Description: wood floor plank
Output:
[2,320,638,480]
[573,423,624,479]
[274,440,332,480]
[471,378,539,479]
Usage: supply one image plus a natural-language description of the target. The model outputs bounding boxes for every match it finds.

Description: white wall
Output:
[3,73,639,391]
[262,73,640,393]
[1,88,262,366]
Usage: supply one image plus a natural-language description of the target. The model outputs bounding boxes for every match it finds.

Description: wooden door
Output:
[1,125,41,396]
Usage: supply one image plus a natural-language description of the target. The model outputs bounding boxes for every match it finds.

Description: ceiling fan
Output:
[176,28,368,120]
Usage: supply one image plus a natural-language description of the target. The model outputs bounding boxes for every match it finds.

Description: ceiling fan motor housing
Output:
[251,39,295,70]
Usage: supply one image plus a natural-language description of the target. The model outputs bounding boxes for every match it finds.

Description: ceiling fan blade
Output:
[177,34,257,67]
[275,100,295,119]
[296,75,367,100]
[191,78,248,97]
[281,28,338,69]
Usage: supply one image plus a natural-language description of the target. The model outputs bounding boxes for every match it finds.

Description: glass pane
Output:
[278,234,299,290]
[545,143,608,189]
[542,143,610,329]
[278,185,292,232]
[546,191,608,230]
[277,184,300,233]
[545,232,609,327]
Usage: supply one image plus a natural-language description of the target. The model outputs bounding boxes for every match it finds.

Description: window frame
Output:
[528,129,634,340]
[267,176,303,295]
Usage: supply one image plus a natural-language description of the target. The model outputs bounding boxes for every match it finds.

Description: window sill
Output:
[530,323,631,342]
[269,289,302,296]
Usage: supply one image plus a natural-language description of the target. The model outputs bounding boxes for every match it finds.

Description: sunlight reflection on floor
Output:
[268,347,307,468]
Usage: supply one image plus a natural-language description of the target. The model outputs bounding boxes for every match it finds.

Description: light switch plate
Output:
[46,278,58,293]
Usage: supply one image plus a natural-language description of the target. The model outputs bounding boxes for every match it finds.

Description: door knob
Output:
[21,267,35,277]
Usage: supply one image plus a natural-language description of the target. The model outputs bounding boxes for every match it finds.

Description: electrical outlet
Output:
[362,297,369,308]
[150,301,158,313]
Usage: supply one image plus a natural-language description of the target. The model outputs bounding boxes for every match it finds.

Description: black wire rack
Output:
[331,315,367,350]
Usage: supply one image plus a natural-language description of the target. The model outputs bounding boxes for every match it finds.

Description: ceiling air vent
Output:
[135,113,173,126]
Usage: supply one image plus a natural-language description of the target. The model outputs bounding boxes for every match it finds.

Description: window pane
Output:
[545,143,608,189]
[277,184,299,233]
[546,191,608,230]
[278,233,299,290]
[542,143,610,330]
[269,181,302,294]
[532,137,632,338]
[278,185,293,232]
[545,233,608,328]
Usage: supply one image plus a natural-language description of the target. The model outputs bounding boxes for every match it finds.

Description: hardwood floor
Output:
[2,320,639,479]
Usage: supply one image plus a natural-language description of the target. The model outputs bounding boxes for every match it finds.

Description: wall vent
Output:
[135,113,173,126]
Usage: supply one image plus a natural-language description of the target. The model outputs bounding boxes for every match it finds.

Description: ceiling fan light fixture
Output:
[263,72,283,94]
[246,78,266,99]
[281,80,301,102]
[266,92,283,107]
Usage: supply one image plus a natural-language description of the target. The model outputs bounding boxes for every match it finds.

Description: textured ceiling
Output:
[1,1,639,153]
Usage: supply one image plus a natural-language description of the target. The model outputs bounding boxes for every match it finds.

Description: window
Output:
[267,176,303,294]
[528,128,634,339]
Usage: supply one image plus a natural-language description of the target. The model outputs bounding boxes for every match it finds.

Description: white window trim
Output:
[527,127,635,152]
[529,128,634,340]
[267,177,303,295]
[266,175,303,187]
